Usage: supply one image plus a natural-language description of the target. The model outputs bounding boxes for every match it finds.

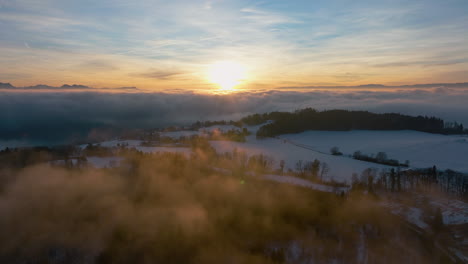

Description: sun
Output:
[207,61,247,91]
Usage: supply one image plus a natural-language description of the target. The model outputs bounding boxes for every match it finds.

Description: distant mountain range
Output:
[279,82,468,90]
[0,82,139,91]
[0,83,90,89]
[1,82,468,91]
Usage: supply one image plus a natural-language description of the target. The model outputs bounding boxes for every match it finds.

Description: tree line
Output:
[240,108,468,137]
[351,166,468,198]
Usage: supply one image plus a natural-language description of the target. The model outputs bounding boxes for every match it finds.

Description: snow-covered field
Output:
[261,174,349,194]
[84,127,468,183]
[280,130,468,172]
[74,125,468,185]
[81,139,191,155]
[87,156,124,168]
[210,133,390,183]
[161,125,241,139]
[429,197,468,225]
[135,146,191,154]
[382,196,468,226]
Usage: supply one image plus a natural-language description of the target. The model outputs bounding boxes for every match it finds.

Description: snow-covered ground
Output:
[382,195,468,227]
[383,203,429,229]
[161,125,242,139]
[214,168,349,194]
[261,174,349,194]
[161,130,199,139]
[87,156,124,168]
[90,139,142,148]
[50,156,125,169]
[210,134,390,183]
[80,127,468,183]
[430,198,468,225]
[81,140,191,155]
[280,130,468,172]
[135,146,191,154]
[79,139,140,149]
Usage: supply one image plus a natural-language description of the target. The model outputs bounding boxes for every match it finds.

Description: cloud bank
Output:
[2,83,468,144]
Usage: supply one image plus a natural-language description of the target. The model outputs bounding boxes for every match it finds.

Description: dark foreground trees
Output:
[0,150,452,264]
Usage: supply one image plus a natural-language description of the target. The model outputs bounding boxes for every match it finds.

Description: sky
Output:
[1,0,468,91]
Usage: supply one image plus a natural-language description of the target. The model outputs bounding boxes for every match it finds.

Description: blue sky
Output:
[0,0,467,90]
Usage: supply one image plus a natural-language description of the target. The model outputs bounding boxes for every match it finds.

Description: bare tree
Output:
[295,160,304,176]
[376,152,388,163]
[279,160,285,175]
[320,162,329,181]
[330,146,342,155]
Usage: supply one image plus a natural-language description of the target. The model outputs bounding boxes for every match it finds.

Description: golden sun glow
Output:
[207,61,247,91]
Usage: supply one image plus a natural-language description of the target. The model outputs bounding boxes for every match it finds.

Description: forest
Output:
[239,108,468,137]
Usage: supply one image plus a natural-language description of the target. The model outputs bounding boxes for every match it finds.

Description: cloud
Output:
[0,12,84,32]
[333,73,369,82]
[73,60,119,72]
[2,83,468,143]
[0,72,31,80]
[373,58,468,68]
[132,70,185,80]
[240,7,301,26]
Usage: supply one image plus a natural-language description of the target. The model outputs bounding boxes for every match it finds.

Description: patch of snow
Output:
[212,167,231,174]
[261,174,349,194]
[450,248,468,263]
[86,156,124,168]
[405,207,429,229]
[381,202,429,229]
[285,241,302,263]
[382,197,468,227]
[79,140,143,149]
[161,130,199,139]
[134,146,191,155]
[161,125,242,139]
[356,227,368,264]
[200,125,241,132]
[430,199,468,225]
[80,140,191,155]
[49,159,79,166]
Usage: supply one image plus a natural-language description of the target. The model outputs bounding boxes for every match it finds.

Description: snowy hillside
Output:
[210,135,390,183]
[80,139,191,154]
[279,130,468,172]
[84,127,468,183]
[161,125,241,139]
